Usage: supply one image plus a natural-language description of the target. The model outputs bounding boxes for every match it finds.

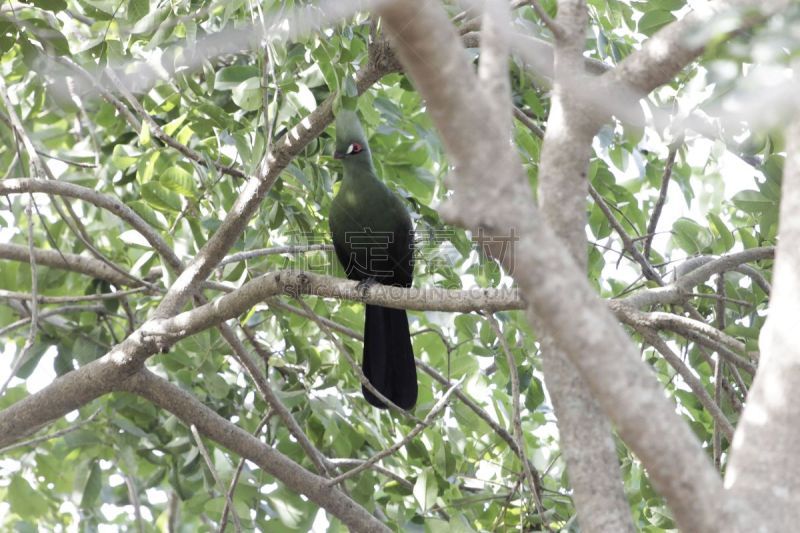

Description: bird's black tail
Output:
[362,304,417,409]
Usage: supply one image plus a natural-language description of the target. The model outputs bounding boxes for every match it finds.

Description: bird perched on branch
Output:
[328,109,417,409]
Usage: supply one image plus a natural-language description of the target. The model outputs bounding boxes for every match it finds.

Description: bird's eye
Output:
[347,143,362,155]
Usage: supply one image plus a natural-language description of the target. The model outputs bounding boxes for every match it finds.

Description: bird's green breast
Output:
[329,168,411,238]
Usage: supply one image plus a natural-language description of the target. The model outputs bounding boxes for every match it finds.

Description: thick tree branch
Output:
[0,270,521,448]
[0,346,145,448]
[620,248,775,310]
[726,115,800,532]
[378,2,749,530]
[0,243,142,287]
[526,0,635,529]
[121,369,389,533]
[603,0,789,97]
[479,0,512,132]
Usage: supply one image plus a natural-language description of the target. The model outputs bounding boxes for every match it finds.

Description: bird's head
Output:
[334,110,371,161]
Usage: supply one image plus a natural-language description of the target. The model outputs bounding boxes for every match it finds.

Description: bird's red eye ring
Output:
[350,143,362,154]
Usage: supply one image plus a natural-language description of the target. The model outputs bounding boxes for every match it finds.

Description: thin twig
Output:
[219,244,334,267]
[513,106,546,138]
[689,292,750,307]
[105,70,246,179]
[0,82,157,290]
[713,274,725,469]
[168,491,179,533]
[637,327,734,442]
[326,378,463,486]
[644,141,681,259]
[528,0,563,38]
[0,287,148,304]
[219,411,273,533]
[263,301,549,504]
[484,313,547,526]
[213,321,332,476]
[190,424,243,533]
[328,458,414,491]
[589,183,664,283]
[123,473,145,533]
[268,298,362,340]
[294,298,423,421]
[0,304,107,337]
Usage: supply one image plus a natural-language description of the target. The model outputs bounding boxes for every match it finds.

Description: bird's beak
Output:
[333,151,345,159]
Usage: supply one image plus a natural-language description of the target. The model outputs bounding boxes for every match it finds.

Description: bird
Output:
[328,109,417,410]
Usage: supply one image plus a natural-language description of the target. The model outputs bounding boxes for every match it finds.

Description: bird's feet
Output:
[356,277,378,297]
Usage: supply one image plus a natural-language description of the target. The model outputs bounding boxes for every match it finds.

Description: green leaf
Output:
[413,470,438,511]
[127,0,149,22]
[671,217,713,254]
[20,19,70,55]
[8,477,49,518]
[161,165,197,197]
[127,200,167,230]
[232,77,263,111]
[16,341,50,380]
[638,10,676,35]
[205,373,230,400]
[130,5,169,35]
[731,190,774,213]
[142,181,182,212]
[525,376,545,411]
[29,0,67,11]
[111,144,140,170]
[286,82,317,113]
[707,213,734,253]
[215,66,260,90]
[80,461,102,509]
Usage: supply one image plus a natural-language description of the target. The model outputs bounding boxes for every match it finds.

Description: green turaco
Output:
[329,109,417,409]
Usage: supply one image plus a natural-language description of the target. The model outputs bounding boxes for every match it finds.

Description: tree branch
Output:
[726,114,800,531]
[644,142,680,259]
[589,183,664,283]
[637,327,734,442]
[325,378,461,486]
[105,70,246,180]
[219,244,334,267]
[620,248,775,310]
[190,424,243,532]
[378,2,746,530]
[0,270,521,448]
[0,243,142,287]
[155,40,401,318]
[485,314,547,524]
[0,178,180,271]
[603,0,789,97]
[121,369,389,533]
